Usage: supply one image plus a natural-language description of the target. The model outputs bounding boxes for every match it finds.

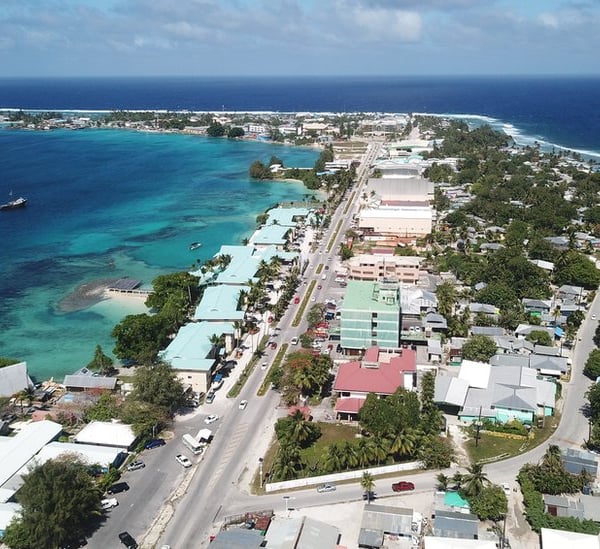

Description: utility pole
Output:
[475,406,483,447]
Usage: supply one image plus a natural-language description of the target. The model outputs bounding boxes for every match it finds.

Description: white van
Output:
[182,434,205,455]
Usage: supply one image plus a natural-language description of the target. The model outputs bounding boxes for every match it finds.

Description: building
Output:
[0,361,33,398]
[193,284,246,323]
[264,516,339,549]
[34,441,125,472]
[358,205,433,239]
[73,421,136,450]
[333,346,417,419]
[359,504,414,548]
[340,280,402,353]
[365,176,434,202]
[160,321,234,394]
[541,527,600,549]
[347,254,424,285]
[62,373,118,392]
[424,539,496,549]
[561,448,599,477]
[433,510,479,540]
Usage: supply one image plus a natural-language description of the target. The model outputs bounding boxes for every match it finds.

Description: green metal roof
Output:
[342,280,401,313]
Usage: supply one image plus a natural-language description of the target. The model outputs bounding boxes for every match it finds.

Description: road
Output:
[92,139,597,549]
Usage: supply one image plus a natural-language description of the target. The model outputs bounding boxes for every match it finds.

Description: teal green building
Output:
[340,280,402,352]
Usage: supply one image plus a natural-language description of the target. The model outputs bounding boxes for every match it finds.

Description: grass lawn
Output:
[300,421,359,470]
[465,414,560,464]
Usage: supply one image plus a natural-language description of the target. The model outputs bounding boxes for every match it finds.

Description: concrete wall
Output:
[265,460,422,493]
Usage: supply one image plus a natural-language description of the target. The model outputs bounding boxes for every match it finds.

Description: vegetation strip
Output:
[257,344,288,396]
[292,280,316,327]
[343,192,355,215]
[327,219,343,254]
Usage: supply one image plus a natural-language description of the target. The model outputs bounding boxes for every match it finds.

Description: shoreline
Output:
[57,278,148,313]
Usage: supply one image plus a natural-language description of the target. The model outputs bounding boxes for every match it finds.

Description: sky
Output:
[0,0,599,77]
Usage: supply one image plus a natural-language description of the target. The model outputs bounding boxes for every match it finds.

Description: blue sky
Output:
[1,0,598,77]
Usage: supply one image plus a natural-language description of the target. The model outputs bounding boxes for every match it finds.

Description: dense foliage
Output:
[461,335,498,362]
[3,456,103,549]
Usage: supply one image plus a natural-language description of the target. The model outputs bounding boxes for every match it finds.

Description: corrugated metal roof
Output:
[433,510,478,539]
[73,421,135,449]
[361,504,413,536]
[297,517,339,549]
[0,362,32,398]
[62,375,117,389]
[0,420,62,489]
[209,528,264,549]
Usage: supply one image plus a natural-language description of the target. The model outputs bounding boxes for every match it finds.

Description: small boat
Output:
[0,195,27,211]
[189,242,202,251]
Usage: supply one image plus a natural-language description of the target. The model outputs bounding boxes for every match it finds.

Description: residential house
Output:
[73,421,136,450]
[433,510,479,540]
[561,448,599,477]
[541,527,600,549]
[333,346,417,420]
[0,362,33,398]
[359,505,414,548]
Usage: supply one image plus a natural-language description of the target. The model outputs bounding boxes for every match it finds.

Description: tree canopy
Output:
[461,335,497,362]
[131,362,186,414]
[111,313,170,363]
[3,456,103,549]
[359,388,421,436]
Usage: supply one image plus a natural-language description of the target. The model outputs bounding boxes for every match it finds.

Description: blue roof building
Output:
[193,285,247,322]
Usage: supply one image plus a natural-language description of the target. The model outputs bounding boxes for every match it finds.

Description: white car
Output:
[502,482,511,495]
[204,414,219,425]
[239,400,248,410]
[261,362,268,370]
[317,483,336,493]
[175,454,192,468]
[101,498,118,510]
[593,314,597,320]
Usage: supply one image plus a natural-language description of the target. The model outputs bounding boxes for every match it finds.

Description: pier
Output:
[106,278,151,297]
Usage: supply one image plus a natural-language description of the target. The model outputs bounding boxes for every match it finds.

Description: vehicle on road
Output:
[118,531,138,549]
[101,497,118,510]
[502,482,511,495]
[317,483,336,493]
[317,284,322,289]
[290,337,299,345]
[182,433,205,455]
[127,460,145,471]
[294,296,300,304]
[145,438,166,450]
[261,362,268,370]
[593,314,597,320]
[270,342,277,349]
[362,491,377,501]
[175,454,192,468]
[239,400,248,410]
[205,390,215,403]
[107,482,130,495]
[204,414,219,424]
[392,481,415,492]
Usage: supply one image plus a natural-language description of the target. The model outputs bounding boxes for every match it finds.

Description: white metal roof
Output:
[0,502,21,533]
[0,420,62,489]
[424,537,496,549]
[73,421,135,449]
[32,441,123,469]
[458,360,491,389]
[541,527,600,549]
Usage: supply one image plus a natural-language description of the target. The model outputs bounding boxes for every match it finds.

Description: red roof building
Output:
[333,346,417,420]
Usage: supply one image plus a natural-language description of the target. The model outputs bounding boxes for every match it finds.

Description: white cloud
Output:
[350,7,422,41]
[538,12,560,28]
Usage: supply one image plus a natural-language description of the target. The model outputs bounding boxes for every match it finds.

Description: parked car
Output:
[290,337,299,345]
[118,531,138,549]
[107,482,130,495]
[175,454,192,468]
[205,390,216,403]
[239,400,248,410]
[391,481,415,492]
[261,362,268,370]
[127,460,145,472]
[362,491,377,501]
[270,342,277,350]
[204,414,219,425]
[101,497,118,510]
[145,438,166,450]
[502,482,511,495]
[317,483,336,493]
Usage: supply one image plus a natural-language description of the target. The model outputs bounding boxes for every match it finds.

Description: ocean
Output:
[0,75,599,382]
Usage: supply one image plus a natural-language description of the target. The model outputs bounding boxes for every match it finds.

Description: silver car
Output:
[317,483,336,493]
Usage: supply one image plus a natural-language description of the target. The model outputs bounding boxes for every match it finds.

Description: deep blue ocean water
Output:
[0,75,598,382]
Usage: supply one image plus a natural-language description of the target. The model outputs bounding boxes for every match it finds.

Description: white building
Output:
[73,421,137,450]
[358,206,433,238]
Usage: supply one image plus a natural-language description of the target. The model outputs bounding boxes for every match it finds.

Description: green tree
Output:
[249,160,273,180]
[525,330,554,347]
[323,442,345,473]
[272,441,303,481]
[420,371,443,435]
[461,462,489,497]
[84,392,120,422]
[206,122,226,137]
[3,455,103,549]
[111,313,170,363]
[389,429,419,459]
[419,435,455,469]
[87,344,114,375]
[361,471,375,504]
[227,126,245,138]
[119,399,170,438]
[131,362,186,414]
[436,281,457,319]
[584,349,600,380]
[355,437,377,467]
[145,271,199,313]
[467,484,508,521]
[436,473,450,491]
[306,303,326,328]
[461,335,497,362]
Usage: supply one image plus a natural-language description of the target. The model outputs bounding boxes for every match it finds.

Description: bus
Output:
[182,434,205,455]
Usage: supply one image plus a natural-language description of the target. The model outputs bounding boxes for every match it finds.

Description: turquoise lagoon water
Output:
[0,128,319,382]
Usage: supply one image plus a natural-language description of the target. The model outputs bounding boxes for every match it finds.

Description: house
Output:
[340,280,402,352]
[541,527,600,549]
[359,504,414,548]
[558,284,585,302]
[433,510,479,540]
[0,362,33,398]
[34,441,126,473]
[358,205,433,240]
[346,253,424,285]
[264,516,339,549]
[62,372,118,392]
[562,448,598,477]
[467,303,499,318]
[160,321,235,395]
[193,284,247,323]
[435,362,556,424]
[73,421,137,450]
[424,538,496,549]
[333,346,417,420]
[470,326,504,337]
[522,298,552,316]
[422,312,448,333]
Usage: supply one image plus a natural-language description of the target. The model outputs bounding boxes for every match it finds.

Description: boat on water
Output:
[0,196,27,211]
[189,242,202,251]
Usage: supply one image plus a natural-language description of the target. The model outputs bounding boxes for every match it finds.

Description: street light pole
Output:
[283,496,290,514]
[259,458,264,487]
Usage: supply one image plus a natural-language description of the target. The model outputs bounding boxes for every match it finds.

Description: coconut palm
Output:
[372,437,389,466]
[451,471,464,491]
[272,442,303,481]
[461,463,489,497]
[436,473,450,492]
[541,444,563,473]
[356,437,377,468]
[340,440,358,470]
[361,471,375,504]
[389,429,419,459]
[323,443,345,473]
[287,410,315,446]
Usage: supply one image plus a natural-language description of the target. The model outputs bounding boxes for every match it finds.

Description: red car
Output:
[270,342,277,350]
[392,481,415,492]
[294,296,300,304]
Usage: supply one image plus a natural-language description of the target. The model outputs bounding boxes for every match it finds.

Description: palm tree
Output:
[436,473,450,492]
[272,442,303,481]
[372,437,389,466]
[436,281,457,319]
[355,437,377,467]
[340,441,358,470]
[17,386,36,413]
[389,429,418,459]
[361,471,375,504]
[323,443,345,473]
[451,471,464,491]
[461,463,489,497]
[287,410,314,446]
